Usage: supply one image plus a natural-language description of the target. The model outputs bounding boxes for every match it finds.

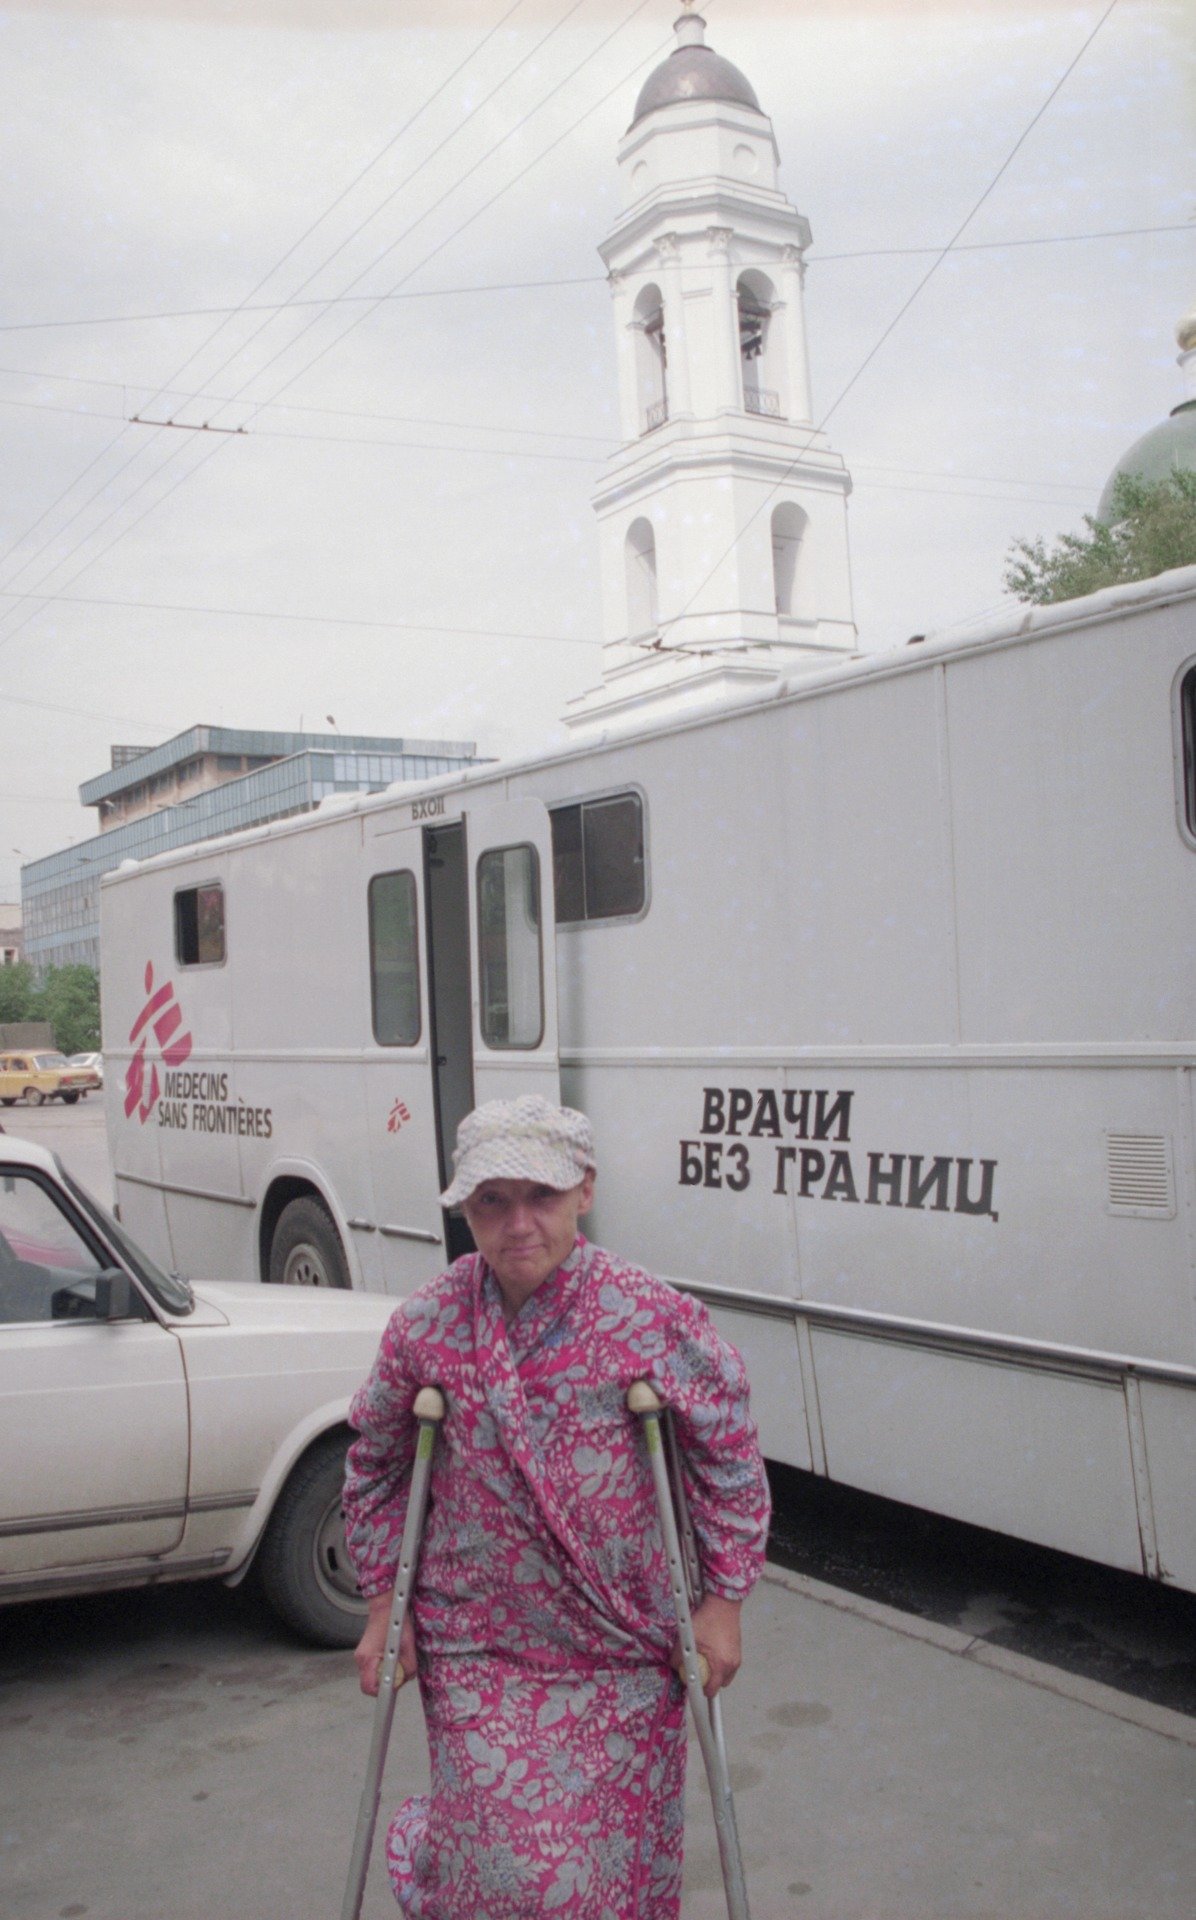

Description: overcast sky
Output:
[0,0,1191,899]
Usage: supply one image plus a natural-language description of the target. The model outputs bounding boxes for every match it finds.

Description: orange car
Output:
[0,1051,93,1107]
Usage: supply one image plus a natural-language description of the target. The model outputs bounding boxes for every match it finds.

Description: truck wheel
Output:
[255,1432,366,1648]
[21,1087,43,1107]
[268,1196,349,1289]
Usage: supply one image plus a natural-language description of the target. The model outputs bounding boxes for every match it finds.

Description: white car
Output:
[68,1051,104,1089]
[0,1136,395,1646]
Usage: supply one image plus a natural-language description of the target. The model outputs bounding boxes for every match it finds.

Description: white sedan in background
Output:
[0,1136,395,1646]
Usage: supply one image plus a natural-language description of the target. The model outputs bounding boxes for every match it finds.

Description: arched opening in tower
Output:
[634,283,668,431]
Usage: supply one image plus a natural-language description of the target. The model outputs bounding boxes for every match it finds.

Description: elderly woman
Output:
[343,1095,770,1919]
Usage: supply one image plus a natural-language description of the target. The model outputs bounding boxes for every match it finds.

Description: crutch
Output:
[340,1385,445,1920]
[628,1381,752,1920]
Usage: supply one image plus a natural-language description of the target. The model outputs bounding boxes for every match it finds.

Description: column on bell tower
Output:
[565,8,856,733]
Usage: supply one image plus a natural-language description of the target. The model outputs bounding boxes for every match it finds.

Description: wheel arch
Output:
[220,1404,355,1589]
[256,1162,361,1288]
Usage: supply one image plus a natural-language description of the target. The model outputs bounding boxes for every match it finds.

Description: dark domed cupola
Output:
[630,7,763,128]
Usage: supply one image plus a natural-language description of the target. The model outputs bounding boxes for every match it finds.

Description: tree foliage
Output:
[1004,469,1196,606]
[0,962,40,1028]
[0,963,101,1054]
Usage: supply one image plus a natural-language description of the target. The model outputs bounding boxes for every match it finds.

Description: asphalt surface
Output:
[3,1549,1195,1920]
[766,1463,1196,1721]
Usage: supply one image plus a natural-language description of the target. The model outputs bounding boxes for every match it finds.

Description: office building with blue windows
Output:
[21,725,482,974]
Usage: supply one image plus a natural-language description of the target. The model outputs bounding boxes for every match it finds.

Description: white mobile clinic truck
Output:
[102,567,1196,1593]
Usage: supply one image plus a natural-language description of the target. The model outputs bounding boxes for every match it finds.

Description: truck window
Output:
[369,870,421,1046]
[174,883,225,966]
[550,792,645,923]
[477,845,543,1048]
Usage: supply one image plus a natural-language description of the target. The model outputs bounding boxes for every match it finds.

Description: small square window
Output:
[549,793,645,924]
[175,883,225,966]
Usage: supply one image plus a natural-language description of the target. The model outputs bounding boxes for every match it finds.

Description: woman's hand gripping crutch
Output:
[628,1381,752,1920]
[341,1386,445,1920]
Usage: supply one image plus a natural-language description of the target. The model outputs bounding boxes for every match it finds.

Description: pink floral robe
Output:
[343,1235,770,1920]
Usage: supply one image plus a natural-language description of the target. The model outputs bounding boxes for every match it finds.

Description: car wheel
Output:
[60,1091,81,1105]
[268,1196,349,1289]
[255,1432,366,1648]
[21,1087,43,1107]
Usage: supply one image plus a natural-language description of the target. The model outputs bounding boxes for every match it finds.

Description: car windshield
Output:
[59,1163,194,1314]
[33,1054,67,1068]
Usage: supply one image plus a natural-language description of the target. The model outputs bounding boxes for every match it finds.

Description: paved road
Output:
[2,1557,1193,1920]
[1,1094,113,1204]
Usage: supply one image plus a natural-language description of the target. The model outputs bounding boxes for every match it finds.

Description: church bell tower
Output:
[565,5,855,732]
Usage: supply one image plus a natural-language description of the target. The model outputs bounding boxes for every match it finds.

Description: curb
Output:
[760,1564,1196,1747]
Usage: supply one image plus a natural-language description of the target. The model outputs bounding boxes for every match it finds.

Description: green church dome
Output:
[1097,401,1196,521]
[1098,306,1196,520]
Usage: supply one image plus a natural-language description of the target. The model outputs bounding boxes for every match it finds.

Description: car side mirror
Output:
[95,1269,134,1320]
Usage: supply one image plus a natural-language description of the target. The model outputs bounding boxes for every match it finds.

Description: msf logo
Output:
[124,962,193,1125]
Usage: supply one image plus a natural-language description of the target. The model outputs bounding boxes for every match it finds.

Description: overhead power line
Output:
[188,0,595,411]
[0,0,539,610]
[194,0,661,426]
[133,0,534,423]
[0,1,670,658]
[0,690,171,730]
[0,391,1097,504]
[0,223,1185,337]
[0,589,600,649]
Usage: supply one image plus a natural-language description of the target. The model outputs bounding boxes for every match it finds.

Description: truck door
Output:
[363,822,446,1294]
[465,797,560,1111]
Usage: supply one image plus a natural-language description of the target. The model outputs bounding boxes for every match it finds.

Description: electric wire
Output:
[0,590,600,648]
[133,0,532,420]
[184,0,592,410]
[0,381,1111,501]
[0,1,671,658]
[0,0,537,599]
[191,0,661,426]
[0,224,1185,335]
[0,395,1101,502]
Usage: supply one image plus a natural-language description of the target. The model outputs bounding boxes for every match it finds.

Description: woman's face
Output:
[462,1170,596,1295]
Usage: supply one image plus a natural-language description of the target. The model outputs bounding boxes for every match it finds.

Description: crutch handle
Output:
[674,1649,711,1689]
[413,1385,447,1421]
[627,1380,662,1414]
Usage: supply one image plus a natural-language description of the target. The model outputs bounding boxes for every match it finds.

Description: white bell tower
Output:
[565,6,855,733]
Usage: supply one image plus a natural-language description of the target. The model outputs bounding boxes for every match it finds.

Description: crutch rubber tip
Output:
[413,1385,446,1421]
[627,1380,662,1414]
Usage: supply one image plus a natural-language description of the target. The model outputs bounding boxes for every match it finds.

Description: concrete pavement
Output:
[1,1563,1193,1919]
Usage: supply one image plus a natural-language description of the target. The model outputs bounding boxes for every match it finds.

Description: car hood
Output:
[179,1279,398,1336]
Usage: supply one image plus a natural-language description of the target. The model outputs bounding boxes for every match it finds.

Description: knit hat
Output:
[440,1095,596,1207]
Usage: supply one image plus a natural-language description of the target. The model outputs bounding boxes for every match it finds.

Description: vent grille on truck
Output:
[1105,1133,1175,1217]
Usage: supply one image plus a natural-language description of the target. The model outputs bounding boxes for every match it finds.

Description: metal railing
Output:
[744,388,781,417]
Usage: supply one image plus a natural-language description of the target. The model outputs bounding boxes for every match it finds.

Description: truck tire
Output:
[255,1433,366,1648]
[268,1196,350,1289]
